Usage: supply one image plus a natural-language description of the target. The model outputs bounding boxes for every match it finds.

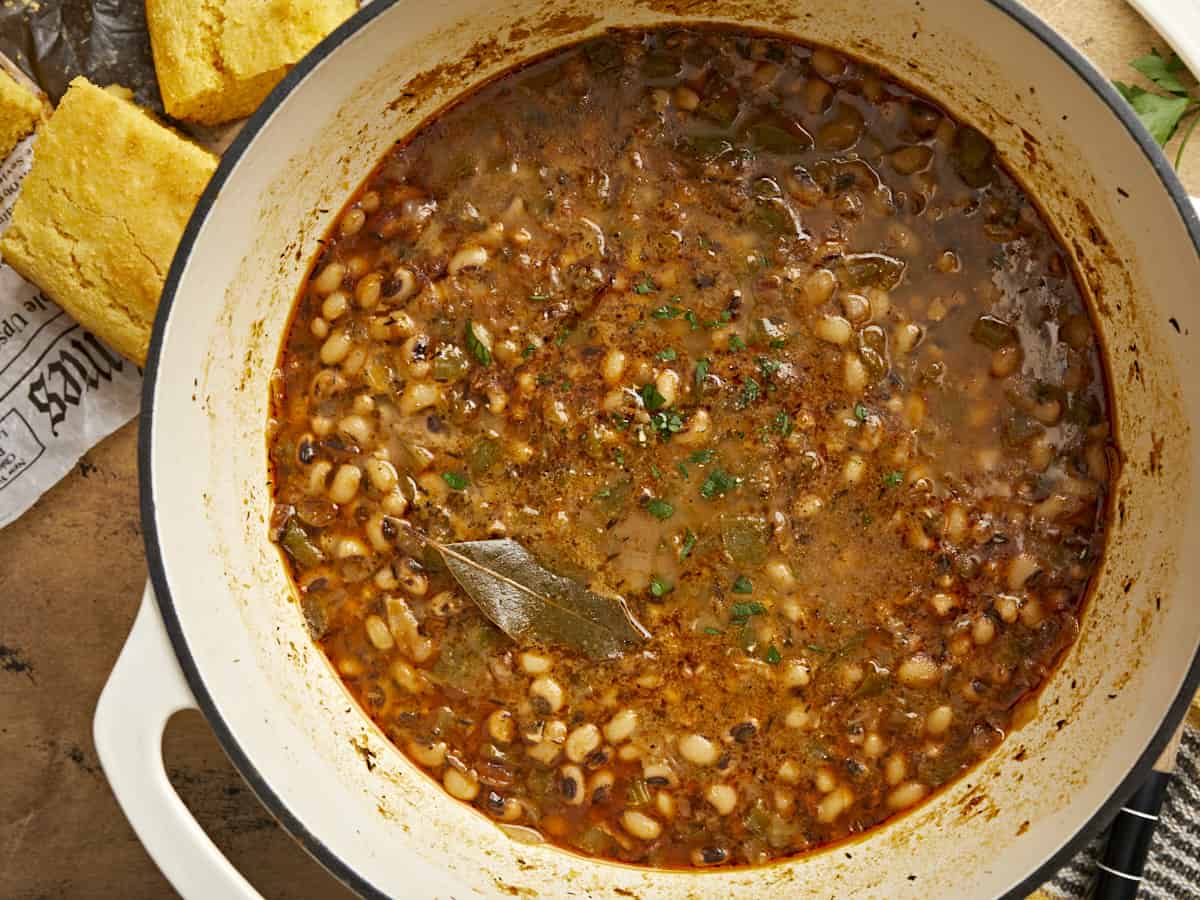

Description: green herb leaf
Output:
[680,528,698,559]
[684,309,701,330]
[738,377,761,409]
[1114,81,1193,145]
[756,356,781,378]
[634,275,659,295]
[703,626,725,636]
[650,410,685,441]
[677,462,689,479]
[689,448,716,464]
[656,347,678,362]
[694,358,710,392]
[883,470,904,487]
[647,498,675,520]
[728,334,747,352]
[1131,49,1190,95]
[854,403,869,422]
[529,291,552,301]
[521,343,536,359]
[773,411,793,438]
[700,466,737,499]
[464,320,491,366]
[765,644,782,665]
[442,471,469,490]
[651,303,683,319]
[730,599,765,618]
[731,575,754,594]
[640,382,667,411]
[649,576,673,598]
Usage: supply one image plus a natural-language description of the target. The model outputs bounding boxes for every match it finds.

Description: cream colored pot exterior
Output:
[106,1,1200,897]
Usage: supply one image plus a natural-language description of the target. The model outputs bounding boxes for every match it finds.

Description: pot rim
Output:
[138,2,1200,897]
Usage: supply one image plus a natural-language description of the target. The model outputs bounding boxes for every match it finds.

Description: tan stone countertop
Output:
[1,2,1197,896]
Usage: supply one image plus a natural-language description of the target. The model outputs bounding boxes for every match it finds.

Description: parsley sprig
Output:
[1114,49,1198,169]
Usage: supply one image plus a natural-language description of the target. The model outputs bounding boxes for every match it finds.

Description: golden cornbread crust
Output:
[0,77,216,365]
[146,0,358,125]
[0,69,44,160]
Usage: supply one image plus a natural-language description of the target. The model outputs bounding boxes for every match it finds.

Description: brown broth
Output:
[267,27,1113,869]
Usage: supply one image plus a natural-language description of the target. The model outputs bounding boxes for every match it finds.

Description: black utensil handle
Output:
[1091,771,1174,900]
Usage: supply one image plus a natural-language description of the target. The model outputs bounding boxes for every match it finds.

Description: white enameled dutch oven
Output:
[92,1,1200,897]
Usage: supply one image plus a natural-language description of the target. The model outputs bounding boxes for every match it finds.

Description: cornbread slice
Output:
[0,78,216,365]
[0,68,44,159]
[146,0,358,125]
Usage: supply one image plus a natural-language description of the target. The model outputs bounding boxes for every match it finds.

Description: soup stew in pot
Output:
[266,27,1113,869]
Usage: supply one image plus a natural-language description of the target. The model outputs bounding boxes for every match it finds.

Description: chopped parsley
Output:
[883,470,905,487]
[528,291,551,301]
[555,328,572,347]
[694,357,710,392]
[640,382,668,411]
[773,411,793,438]
[703,626,725,636]
[651,303,683,319]
[700,466,737,499]
[650,464,663,480]
[649,576,673,598]
[689,448,716,464]
[728,334,747,352]
[756,356,781,378]
[521,343,536,359]
[614,448,626,468]
[633,275,659,295]
[680,528,698,560]
[738,377,761,409]
[677,462,690,479]
[656,347,678,362]
[684,309,701,330]
[594,486,612,500]
[442,472,468,491]
[730,600,766,620]
[731,575,754,594]
[765,645,783,665]
[854,403,869,422]
[647,498,675,520]
[464,320,491,366]
[650,410,684,441]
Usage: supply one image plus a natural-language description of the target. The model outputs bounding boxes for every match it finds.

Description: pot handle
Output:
[94,583,262,900]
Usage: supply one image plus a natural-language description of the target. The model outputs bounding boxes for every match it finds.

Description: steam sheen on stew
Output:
[268,28,1113,868]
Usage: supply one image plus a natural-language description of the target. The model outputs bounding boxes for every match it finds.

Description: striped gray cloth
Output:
[1044,727,1200,899]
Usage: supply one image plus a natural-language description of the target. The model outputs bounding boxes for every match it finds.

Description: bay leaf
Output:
[429,538,649,660]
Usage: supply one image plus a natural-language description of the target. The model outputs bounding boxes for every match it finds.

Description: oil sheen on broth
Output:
[267,28,1113,868]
